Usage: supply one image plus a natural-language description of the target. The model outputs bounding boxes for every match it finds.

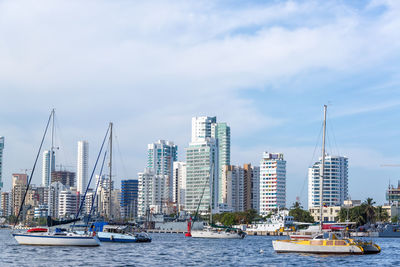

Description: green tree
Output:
[364,198,376,223]
[289,202,314,223]
[375,206,389,222]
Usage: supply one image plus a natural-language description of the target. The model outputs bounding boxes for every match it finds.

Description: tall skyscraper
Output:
[120,179,139,219]
[308,155,348,208]
[172,161,187,211]
[185,138,219,214]
[0,136,4,190]
[1,191,11,216]
[259,152,286,215]
[77,141,89,194]
[211,122,231,203]
[147,140,177,203]
[191,116,217,143]
[42,150,56,187]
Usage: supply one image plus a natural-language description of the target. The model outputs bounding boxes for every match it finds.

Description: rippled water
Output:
[1,230,400,266]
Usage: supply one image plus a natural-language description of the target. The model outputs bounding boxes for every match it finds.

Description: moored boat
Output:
[13,231,100,246]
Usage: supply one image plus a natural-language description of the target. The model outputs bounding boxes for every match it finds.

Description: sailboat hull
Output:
[191,230,244,239]
[97,232,137,243]
[13,233,100,246]
[272,240,364,254]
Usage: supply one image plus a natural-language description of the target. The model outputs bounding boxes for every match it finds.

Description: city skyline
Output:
[1,0,400,207]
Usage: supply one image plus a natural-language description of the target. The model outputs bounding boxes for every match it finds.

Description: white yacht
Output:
[247,210,294,233]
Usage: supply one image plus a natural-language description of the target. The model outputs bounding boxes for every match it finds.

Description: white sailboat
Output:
[189,164,245,239]
[272,105,380,254]
[12,109,100,246]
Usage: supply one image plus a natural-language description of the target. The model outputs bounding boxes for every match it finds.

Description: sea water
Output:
[1,230,399,266]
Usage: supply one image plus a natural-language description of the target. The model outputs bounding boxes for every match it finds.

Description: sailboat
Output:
[189,164,245,239]
[272,105,380,254]
[93,123,151,243]
[12,109,100,246]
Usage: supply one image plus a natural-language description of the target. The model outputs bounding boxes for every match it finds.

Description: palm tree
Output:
[364,198,376,223]
[291,201,302,209]
[375,206,389,222]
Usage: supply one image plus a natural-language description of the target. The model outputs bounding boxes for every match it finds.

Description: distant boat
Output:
[188,165,245,239]
[12,110,100,247]
[246,210,294,233]
[272,105,380,255]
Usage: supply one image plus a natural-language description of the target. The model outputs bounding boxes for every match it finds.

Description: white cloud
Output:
[0,0,399,195]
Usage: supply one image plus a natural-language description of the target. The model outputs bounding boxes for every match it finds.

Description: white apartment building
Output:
[49,181,67,218]
[172,161,187,211]
[77,141,89,193]
[58,189,78,218]
[191,116,217,143]
[308,155,348,208]
[147,140,177,203]
[137,168,168,217]
[259,152,286,215]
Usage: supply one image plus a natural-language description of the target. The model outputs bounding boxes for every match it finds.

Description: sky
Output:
[1,0,400,207]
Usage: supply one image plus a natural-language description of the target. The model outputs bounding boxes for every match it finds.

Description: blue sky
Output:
[1,0,399,207]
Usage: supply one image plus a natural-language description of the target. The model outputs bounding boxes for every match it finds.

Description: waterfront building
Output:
[172,162,186,211]
[58,189,78,218]
[51,171,75,188]
[120,179,139,219]
[34,204,48,218]
[221,164,259,213]
[221,165,244,212]
[1,191,11,217]
[211,122,231,204]
[0,136,4,190]
[259,152,286,215]
[191,116,217,143]
[77,141,89,193]
[309,206,341,222]
[185,138,218,214]
[308,155,348,208]
[138,168,168,217]
[386,181,400,204]
[147,140,177,204]
[11,173,28,216]
[42,150,55,187]
[49,182,67,218]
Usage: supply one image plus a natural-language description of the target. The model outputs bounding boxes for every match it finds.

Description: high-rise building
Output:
[120,179,139,219]
[42,150,55,187]
[308,155,348,208]
[11,173,28,216]
[138,168,168,217]
[58,189,78,218]
[0,136,4,190]
[221,165,244,212]
[51,171,75,188]
[49,182,67,218]
[77,141,89,194]
[211,123,231,203]
[259,152,286,215]
[147,140,177,203]
[1,191,11,217]
[191,116,217,143]
[172,162,187,211]
[249,165,260,213]
[185,138,218,214]
[221,164,259,213]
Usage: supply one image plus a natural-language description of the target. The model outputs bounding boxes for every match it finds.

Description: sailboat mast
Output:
[319,105,327,231]
[109,122,113,220]
[210,163,213,224]
[48,109,55,216]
